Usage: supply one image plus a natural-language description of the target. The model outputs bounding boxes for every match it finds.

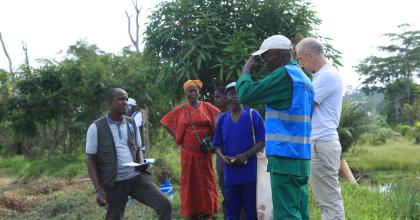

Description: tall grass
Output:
[346,138,419,172]
[0,154,87,179]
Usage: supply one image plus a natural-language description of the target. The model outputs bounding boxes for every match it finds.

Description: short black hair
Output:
[106,88,125,102]
[215,86,226,95]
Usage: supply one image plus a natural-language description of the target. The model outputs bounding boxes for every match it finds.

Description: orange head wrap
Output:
[183,80,203,92]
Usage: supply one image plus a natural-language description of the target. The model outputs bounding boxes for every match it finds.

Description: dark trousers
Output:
[104,174,172,220]
[224,181,257,220]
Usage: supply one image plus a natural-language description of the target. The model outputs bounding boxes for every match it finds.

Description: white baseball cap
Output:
[127,98,137,106]
[225,82,236,92]
[251,35,292,56]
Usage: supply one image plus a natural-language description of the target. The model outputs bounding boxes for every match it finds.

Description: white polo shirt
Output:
[311,63,344,142]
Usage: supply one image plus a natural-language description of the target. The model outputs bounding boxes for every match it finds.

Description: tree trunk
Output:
[395,96,400,122]
[126,0,142,53]
[0,32,13,75]
[22,41,31,74]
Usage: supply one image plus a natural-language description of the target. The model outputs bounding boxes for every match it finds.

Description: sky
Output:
[0,0,419,89]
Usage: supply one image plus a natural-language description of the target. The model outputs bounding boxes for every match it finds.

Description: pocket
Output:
[292,175,308,187]
[315,141,341,171]
[98,145,114,162]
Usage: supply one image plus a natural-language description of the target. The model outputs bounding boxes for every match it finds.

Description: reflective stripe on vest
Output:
[265,63,314,160]
[266,134,311,145]
[265,111,311,123]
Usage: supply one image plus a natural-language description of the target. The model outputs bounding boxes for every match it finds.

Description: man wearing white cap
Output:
[127,98,146,153]
[296,38,345,220]
[236,35,314,219]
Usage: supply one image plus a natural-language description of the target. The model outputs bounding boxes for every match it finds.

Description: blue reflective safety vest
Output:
[265,64,314,159]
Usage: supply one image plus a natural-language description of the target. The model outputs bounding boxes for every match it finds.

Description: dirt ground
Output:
[0,174,89,218]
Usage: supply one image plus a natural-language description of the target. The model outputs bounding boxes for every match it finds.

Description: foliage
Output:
[0,41,172,157]
[145,0,342,99]
[149,128,181,184]
[337,101,369,152]
[356,24,420,124]
[396,121,420,144]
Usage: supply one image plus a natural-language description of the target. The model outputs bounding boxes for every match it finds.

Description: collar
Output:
[289,60,298,65]
[313,63,331,77]
[106,113,125,125]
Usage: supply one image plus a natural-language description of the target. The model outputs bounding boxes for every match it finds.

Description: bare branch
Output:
[0,32,13,74]
[22,41,31,74]
[125,0,142,53]
[126,10,136,50]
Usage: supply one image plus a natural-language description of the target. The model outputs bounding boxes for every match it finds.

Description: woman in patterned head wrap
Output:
[160,80,220,219]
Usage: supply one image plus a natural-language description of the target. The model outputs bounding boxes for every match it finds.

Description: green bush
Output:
[338,102,369,152]
[396,122,420,144]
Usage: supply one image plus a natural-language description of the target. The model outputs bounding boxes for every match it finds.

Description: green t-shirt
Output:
[236,60,310,177]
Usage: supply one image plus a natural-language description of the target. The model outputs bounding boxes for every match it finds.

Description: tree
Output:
[0,32,13,75]
[2,40,171,156]
[356,24,420,124]
[145,0,340,99]
[125,0,142,53]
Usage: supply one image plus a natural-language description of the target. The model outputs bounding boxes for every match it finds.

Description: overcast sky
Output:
[1,0,419,88]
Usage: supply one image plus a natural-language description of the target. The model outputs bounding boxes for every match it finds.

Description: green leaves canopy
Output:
[144,0,321,98]
[356,24,420,124]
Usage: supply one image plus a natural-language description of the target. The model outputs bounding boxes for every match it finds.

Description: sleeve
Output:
[160,106,181,135]
[204,102,220,132]
[85,123,98,154]
[236,68,293,106]
[252,110,265,142]
[313,72,337,105]
[134,112,143,126]
[212,114,224,148]
[135,121,142,148]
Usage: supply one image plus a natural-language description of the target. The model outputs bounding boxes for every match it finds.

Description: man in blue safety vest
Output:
[236,35,314,219]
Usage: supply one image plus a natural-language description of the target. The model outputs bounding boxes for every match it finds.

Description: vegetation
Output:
[345,138,419,183]
[1,134,418,219]
[145,0,341,99]
[0,1,419,219]
[356,24,420,125]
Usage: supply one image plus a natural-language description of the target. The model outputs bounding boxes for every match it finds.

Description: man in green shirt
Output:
[236,35,314,220]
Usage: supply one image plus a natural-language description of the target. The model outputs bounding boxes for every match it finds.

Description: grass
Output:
[345,138,419,172]
[344,138,420,184]
[6,181,415,220]
[0,154,87,179]
[310,182,394,220]
[1,134,419,219]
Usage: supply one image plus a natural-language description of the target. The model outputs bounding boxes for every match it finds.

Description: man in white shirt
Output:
[296,38,345,220]
[127,98,146,154]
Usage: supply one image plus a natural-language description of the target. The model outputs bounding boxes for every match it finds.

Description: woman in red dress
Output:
[160,80,219,219]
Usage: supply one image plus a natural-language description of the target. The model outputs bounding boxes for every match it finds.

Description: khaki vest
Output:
[94,115,139,189]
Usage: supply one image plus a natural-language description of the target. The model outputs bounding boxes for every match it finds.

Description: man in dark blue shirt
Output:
[213,82,265,220]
